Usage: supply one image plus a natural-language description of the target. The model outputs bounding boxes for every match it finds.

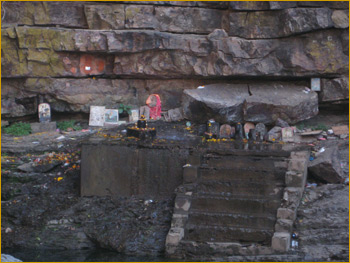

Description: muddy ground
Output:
[1,114,349,262]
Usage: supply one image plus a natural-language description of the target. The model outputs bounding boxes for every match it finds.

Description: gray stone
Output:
[272,232,291,252]
[331,10,349,28]
[243,85,319,125]
[183,166,198,184]
[277,208,296,221]
[269,1,298,9]
[275,118,290,128]
[1,1,87,28]
[285,171,304,188]
[30,122,57,133]
[17,160,61,173]
[229,8,333,38]
[84,4,125,29]
[320,77,349,102]
[275,219,294,233]
[255,123,267,141]
[155,6,225,34]
[168,108,184,122]
[182,84,249,123]
[125,5,159,29]
[207,29,228,41]
[230,1,270,10]
[308,146,344,183]
[267,126,282,142]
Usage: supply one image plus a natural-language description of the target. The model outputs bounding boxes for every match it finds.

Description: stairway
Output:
[166,150,291,257]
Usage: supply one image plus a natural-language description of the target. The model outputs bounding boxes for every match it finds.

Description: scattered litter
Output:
[344,178,349,185]
[291,240,298,249]
[186,121,191,127]
[81,129,90,132]
[327,129,334,135]
[197,86,205,89]
[183,164,192,167]
[309,156,314,161]
[318,147,325,153]
[5,227,12,233]
[306,183,317,188]
[57,143,63,148]
[302,87,311,94]
[32,141,39,144]
[56,135,65,140]
[318,137,326,141]
[144,199,154,205]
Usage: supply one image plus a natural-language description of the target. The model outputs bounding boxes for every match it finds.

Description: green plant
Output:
[311,124,328,131]
[57,120,82,131]
[3,122,31,136]
[118,104,132,115]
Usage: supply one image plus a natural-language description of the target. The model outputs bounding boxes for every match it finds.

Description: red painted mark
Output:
[79,55,105,76]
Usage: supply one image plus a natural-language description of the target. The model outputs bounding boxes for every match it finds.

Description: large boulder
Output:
[243,84,319,124]
[182,83,319,124]
[308,146,344,183]
[182,84,250,123]
[320,77,349,102]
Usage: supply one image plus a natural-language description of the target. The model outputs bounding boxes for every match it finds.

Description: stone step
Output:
[190,195,281,215]
[195,181,284,198]
[184,224,274,244]
[203,156,287,171]
[199,168,285,183]
[187,211,276,230]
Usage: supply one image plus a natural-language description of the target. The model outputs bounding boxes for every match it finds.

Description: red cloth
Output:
[147,94,161,120]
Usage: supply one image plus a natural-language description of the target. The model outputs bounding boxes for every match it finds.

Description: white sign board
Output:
[38,103,51,123]
[89,106,105,126]
[129,109,139,123]
[311,78,321,91]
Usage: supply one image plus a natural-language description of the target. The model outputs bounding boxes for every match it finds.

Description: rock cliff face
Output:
[1,1,349,118]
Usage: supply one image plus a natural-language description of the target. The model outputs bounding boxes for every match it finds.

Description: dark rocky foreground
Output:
[1,120,349,262]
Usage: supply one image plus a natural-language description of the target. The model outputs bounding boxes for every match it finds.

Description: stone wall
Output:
[1,1,348,118]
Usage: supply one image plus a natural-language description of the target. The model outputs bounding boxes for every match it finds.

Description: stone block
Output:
[283,187,303,209]
[183,166,198,183]
[290,151,309,160]
[30,122,57,133]
[187,155,201,166]
[285,171,304,188]
[166,227,184,246]
[272,232,291,252]
[277,208,297,221]
[174,195,191,212]
[275,219,294,233]
[288,159,307,173]
[171,213,188,228]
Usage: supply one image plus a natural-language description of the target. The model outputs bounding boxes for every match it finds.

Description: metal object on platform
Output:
[137,115,147,128]
[234,122,244,139]
[206,119,220,138]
